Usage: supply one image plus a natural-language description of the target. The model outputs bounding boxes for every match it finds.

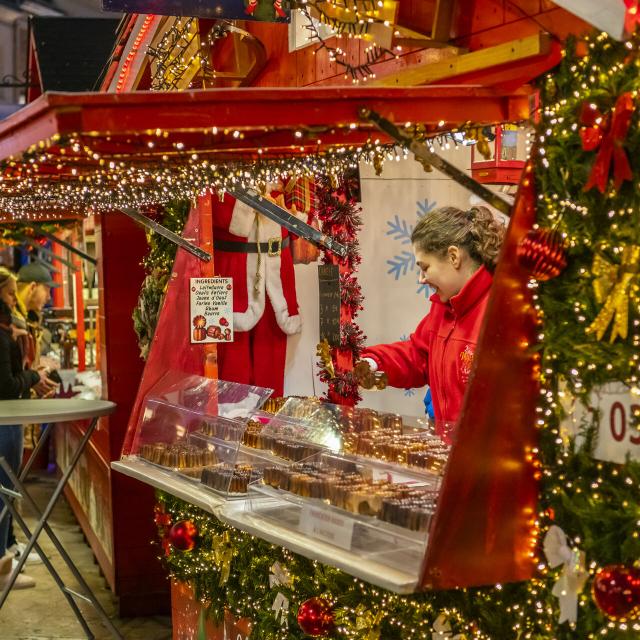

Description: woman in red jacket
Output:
[361,206,505,437]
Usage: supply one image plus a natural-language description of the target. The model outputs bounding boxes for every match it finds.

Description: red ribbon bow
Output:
[580,92,635,193]
[625,1,639,33]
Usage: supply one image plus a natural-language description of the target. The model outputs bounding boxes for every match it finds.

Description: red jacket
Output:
[362,266,493,426]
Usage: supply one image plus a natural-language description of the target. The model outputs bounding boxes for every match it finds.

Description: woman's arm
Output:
[361,315,430,389]
[0,334,40,400]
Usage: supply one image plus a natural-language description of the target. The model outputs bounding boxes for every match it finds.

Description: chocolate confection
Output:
[201,464,262,494]
[198,418,244,441]
[261,460,438,531]
[139,442,216,470]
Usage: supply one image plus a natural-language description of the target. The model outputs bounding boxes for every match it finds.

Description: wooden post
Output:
[72,252,85,372]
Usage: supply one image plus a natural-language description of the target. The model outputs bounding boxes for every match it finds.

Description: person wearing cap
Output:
[14,262,59,369]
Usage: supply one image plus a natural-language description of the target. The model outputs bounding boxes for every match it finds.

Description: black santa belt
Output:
[213,236,289,257]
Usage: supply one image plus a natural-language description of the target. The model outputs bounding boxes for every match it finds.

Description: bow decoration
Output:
[580,93,635,193]
[354,604,385,640]
[432,614,467,640]
[625,1,640,34]
[586,246,640,342]
[269,562,292,626]
[543,526,588,623]
[212,531,234,586]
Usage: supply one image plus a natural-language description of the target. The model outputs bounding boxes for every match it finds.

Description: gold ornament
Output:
[316,339,336,378]
[586,246,640,342]
[213,531,234,586]
[353,604,384,640]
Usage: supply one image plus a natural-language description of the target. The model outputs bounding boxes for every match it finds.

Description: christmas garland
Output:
[149,29,640,640]
[316,174,365,406]
[132,200,190,358]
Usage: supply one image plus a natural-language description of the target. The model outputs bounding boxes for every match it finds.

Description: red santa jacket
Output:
[362,266,493,425]
[212,193,301,335]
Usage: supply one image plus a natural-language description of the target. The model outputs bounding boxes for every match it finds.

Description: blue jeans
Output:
[0,425,23,557]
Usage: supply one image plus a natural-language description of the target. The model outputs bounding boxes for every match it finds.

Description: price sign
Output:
[592,383,640,464]
[300,505,354,551]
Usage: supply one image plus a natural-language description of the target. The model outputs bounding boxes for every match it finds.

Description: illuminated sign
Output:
[102,0,290,22]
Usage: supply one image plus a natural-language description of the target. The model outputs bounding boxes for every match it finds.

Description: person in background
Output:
[0,267,52,566]
[360,206,505,440]
[14,263,59,369]
[0,298,56,589]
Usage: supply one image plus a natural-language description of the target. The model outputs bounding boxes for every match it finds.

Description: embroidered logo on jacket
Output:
[459,344,475,383]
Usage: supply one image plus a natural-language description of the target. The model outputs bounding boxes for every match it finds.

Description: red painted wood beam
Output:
[0,87,531,161]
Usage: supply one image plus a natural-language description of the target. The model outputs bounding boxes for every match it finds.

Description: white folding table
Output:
[0,398,122,639]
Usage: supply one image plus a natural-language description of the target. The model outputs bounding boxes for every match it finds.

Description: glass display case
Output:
[244,399,451,576]
[125,370,273,498]
[247,448,441,575]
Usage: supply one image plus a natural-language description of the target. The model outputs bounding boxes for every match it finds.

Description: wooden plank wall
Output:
[243,1,589,88]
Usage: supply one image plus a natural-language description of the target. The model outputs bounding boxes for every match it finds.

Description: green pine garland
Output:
[151,29,640,640]
[132,200,190,358]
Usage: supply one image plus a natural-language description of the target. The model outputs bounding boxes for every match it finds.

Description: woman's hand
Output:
[11,326,28,339]
[33,370,58,397]
[353,359,388,390]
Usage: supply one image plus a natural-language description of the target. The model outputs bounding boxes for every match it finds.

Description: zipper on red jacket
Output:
[440,312,456,421]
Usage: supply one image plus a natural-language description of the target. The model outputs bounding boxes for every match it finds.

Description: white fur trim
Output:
[232,213,302,335]
[229,200,257,237]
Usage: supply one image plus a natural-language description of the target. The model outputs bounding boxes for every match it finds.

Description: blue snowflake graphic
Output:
[398,335,416,396]
[385,199,437,298]
[416,198,437,218]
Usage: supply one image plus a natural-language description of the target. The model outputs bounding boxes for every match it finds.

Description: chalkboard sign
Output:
[318,264,341,346]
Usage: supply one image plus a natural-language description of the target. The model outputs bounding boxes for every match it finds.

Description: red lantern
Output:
[592,565,640,620]
[168,520,199,552]
[517,228,568,281]
[297,597,334,637]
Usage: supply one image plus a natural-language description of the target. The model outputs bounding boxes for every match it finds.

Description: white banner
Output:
[284,148,507,417]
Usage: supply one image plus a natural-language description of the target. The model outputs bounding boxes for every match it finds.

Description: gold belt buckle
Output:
[267,236,282,256]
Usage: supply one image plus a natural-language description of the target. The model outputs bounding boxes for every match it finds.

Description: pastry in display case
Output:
[248,446,441,575]
[245,400,450,576]
[126,371,273,497]
[255,397,452,476]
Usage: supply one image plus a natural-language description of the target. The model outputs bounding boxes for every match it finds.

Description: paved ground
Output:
[0,473,172,640]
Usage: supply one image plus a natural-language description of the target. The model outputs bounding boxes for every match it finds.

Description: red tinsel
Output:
[340,322,366,356]
[316,174,364,406]
[340,274,364,313]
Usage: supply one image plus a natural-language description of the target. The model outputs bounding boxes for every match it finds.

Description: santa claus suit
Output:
[213,193,302,396]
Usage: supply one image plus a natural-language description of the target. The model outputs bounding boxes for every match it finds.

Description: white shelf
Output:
[222,501,420,594]
[111,459,226,515]
[111,457,422,594]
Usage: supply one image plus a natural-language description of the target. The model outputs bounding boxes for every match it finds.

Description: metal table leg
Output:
[0,423,53,528]
[0,474,95,639]
[0,417,123,640]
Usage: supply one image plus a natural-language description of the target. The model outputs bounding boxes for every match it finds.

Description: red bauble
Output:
[592,565,640,620]
[517,228,568,281]
[297,597,334,637]
[168,520,199,551]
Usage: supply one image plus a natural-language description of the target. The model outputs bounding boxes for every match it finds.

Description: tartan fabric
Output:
[284,176,317,215]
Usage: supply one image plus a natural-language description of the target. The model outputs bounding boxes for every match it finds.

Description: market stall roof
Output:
[0,85,531,219]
